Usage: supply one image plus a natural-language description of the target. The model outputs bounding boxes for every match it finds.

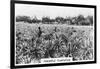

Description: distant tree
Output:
[78,15,93,26]
[71,17,78,25]
[86,15,93,25]
[77,15,85,25]
[16,16,32,23]
[55,16,65,24]
[77,15,85,21]
[42,16,51,24]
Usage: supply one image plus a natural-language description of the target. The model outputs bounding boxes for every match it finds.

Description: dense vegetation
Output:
[16,15,93,26]
[16,22,93,64]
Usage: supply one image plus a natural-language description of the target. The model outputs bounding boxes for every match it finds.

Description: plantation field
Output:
[15,22,94,64]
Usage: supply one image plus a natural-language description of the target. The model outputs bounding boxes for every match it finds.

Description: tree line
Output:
[16,15,93,26]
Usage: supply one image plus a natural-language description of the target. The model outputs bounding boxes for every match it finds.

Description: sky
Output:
[15,4,94,19]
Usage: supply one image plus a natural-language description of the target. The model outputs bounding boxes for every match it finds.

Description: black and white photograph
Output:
[11,0,96,68]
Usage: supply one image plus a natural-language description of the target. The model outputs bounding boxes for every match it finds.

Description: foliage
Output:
[16,22,93,64]
[16,15,93,26]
